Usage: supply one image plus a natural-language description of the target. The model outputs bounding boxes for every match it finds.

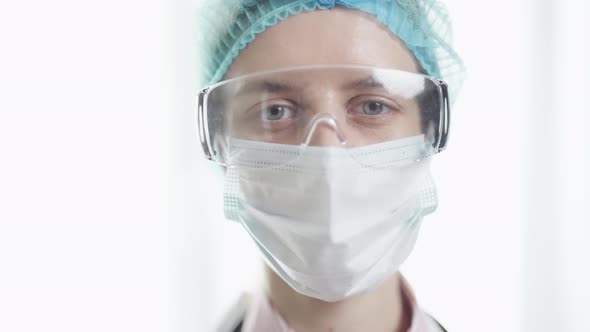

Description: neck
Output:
[265,267,411,332]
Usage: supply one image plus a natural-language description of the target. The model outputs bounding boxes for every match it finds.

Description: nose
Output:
[303,114,347,147]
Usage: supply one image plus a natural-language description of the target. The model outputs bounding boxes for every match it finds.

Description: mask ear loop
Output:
[417,170,438,215]
[223,166,241,222]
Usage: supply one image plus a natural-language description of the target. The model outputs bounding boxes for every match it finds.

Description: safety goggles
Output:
[197,65,450,167]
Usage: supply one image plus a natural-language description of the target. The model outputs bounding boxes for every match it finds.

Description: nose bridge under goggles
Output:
[300,113,347,146]
[197,65,451,167]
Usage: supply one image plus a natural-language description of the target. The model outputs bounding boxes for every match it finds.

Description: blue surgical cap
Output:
[195,0,465,100]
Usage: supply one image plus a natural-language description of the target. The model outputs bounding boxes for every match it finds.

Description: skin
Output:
[224,7,423,332]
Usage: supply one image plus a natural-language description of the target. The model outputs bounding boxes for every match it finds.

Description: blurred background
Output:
[0,0,588,331]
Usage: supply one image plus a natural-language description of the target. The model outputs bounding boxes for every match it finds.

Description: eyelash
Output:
[348,96,401,116]
[247,95,401,119]
[254,100,298,120]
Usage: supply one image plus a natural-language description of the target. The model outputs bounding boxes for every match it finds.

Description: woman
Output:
[195,0,465,331]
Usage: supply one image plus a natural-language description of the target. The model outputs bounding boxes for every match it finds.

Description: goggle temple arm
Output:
[435,80,451,153]
[197,87,214,161]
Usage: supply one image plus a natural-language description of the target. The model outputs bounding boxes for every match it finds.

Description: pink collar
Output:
[240,276,441,332]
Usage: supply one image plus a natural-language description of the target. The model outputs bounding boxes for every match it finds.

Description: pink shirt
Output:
[223,277,445,332]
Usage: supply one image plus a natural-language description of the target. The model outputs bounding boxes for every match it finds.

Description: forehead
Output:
[224,7,420,80]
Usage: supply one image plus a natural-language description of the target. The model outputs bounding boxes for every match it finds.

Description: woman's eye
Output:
[362,101,385,115]
[262,105,293,120]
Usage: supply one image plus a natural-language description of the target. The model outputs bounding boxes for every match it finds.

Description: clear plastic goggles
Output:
[197,65,450,168]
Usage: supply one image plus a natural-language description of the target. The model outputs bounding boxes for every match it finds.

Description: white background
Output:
[0,0,588,331]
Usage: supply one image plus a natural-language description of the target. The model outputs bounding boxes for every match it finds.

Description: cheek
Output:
[407,112,423,135]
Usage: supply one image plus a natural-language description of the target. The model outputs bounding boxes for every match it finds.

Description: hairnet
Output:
[195,0,465,101]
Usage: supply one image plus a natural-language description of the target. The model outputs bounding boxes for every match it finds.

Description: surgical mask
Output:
[223,135,437,302]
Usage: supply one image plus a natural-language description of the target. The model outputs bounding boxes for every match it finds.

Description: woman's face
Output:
[224,8,423,146]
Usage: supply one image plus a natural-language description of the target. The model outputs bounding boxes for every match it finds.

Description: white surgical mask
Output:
[223,135,437,302]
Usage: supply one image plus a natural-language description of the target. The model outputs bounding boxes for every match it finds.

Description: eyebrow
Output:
[235,80,300,97]
[234,76,388,97]
[341,76,387,91]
